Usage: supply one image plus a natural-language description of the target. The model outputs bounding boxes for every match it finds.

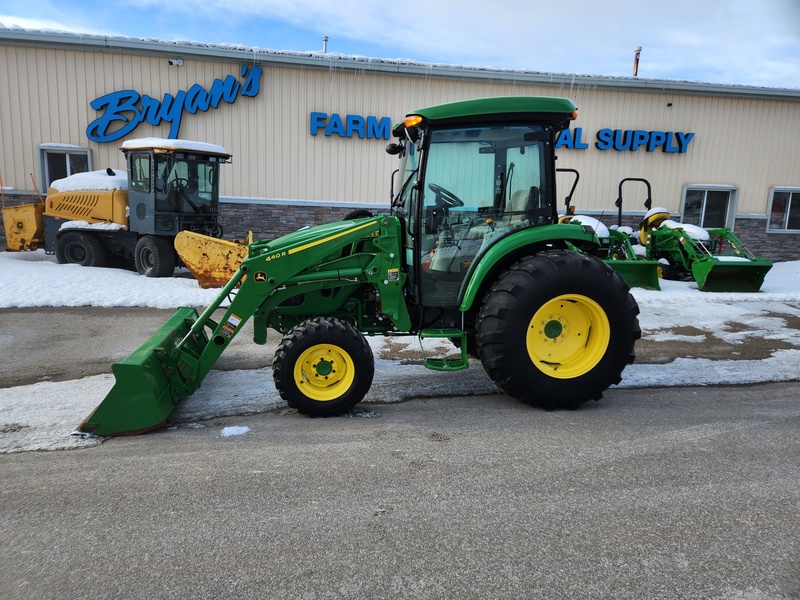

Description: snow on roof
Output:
[49,169,128,193]
[120,138,229,156]
[2,27,799,98]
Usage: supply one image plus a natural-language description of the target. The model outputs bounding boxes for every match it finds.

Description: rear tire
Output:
[477,250,640,409]
[273,317,374,416]
[135,235,176,277]
[343,209,373,220]
[56,231,106,267]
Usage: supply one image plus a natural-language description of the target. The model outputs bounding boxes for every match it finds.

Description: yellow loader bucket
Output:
[692,258,773,292]
[2,203,45,251]
[175,230,250,288]
[76,307,207,436]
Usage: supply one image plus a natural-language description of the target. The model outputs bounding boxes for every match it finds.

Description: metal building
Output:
[1,27,799,259]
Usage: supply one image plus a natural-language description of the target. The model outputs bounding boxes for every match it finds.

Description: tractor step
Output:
[418,328,469,371]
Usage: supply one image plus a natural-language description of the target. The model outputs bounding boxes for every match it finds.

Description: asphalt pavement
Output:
[2,383,799,599]
[1,307,799,599]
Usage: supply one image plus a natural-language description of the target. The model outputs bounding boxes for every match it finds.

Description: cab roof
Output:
[407,96,578,130]
[120,138,231,159]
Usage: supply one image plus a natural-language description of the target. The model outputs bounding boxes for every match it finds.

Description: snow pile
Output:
[60,220,126,232]
[50,169,128,192]
[220,426,251,437]
[0,250,799,453]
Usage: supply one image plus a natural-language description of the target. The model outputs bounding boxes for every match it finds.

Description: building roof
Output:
[2,26,799,102]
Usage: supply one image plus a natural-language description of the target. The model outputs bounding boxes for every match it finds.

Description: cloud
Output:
[2,0,799,87]
[142,0,800,86]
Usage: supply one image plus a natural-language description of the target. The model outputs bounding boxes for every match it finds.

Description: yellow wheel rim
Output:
[293,343,356,401]
[526,294,610,379]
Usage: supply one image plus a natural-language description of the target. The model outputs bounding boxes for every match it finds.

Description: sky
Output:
[1,0,800,88]
[1,249,799,453]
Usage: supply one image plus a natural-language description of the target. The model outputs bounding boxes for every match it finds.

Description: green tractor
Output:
[561,176,773,293]
[557,173,661,290]
[77,96,642,436]
[640,209,773,293]
[618,178,773,292]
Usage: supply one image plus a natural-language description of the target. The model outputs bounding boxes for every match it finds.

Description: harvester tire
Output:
[476,250,640,410]
[273,317,375,417]
[135,235,176,278]
[56,231,107,267]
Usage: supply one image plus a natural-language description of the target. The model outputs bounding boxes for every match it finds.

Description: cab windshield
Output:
[154,155,219,214]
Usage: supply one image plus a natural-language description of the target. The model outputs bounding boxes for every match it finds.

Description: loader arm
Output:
[77,216,410,435]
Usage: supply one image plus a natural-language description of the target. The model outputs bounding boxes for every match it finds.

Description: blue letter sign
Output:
[86,65,263,143]
[556,127,695,153]
[309,112,392,140]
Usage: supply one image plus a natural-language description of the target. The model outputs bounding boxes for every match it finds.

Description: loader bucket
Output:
[175,230,250,288]
[76,307,206,436]
[605,259,661,290]
[2,203,45,251]
[691,258,773,292]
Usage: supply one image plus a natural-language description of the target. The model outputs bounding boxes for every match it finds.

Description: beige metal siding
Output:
[1,42,799,218]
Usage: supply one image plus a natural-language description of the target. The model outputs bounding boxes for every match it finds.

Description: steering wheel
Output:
[429,183,464,208]
[169,178,201,213]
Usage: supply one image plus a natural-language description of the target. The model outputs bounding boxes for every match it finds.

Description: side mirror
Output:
[385,142,404,156]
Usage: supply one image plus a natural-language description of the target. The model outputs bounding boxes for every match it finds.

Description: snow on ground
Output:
[1,250,799,453]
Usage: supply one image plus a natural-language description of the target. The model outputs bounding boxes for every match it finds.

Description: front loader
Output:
[635,184,773,292]
[77,96,641,436]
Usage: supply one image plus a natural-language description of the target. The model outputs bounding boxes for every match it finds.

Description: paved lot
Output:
[2,383,799,599]
[1,306,799,598]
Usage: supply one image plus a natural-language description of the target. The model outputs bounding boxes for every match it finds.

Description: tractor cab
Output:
[121,139,230,238]
[390,98,574,308]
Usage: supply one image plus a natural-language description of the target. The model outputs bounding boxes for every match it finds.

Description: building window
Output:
[767,188,800,232]
[681,186,737,229]
[38,144,93,190]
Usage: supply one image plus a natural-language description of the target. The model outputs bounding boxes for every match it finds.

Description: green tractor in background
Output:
[77,96,642,436]
[561,177,772,293]
[557,172,661,290]
[618,178,772,292]
[639,211,773,293]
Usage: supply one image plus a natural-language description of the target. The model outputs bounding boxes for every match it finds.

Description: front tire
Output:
[56,231,106,267]
[273,317,375,416]
[477,250,640,409]
[135,235,176,277]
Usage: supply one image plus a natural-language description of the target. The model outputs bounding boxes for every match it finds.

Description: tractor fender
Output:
[459,223,600,312]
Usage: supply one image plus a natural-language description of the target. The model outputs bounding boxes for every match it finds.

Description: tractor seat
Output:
[639,207,671,245]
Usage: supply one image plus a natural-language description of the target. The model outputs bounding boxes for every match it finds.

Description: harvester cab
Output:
[77,96,642,437]
[6,138,233,278]
[120,139,229,245]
